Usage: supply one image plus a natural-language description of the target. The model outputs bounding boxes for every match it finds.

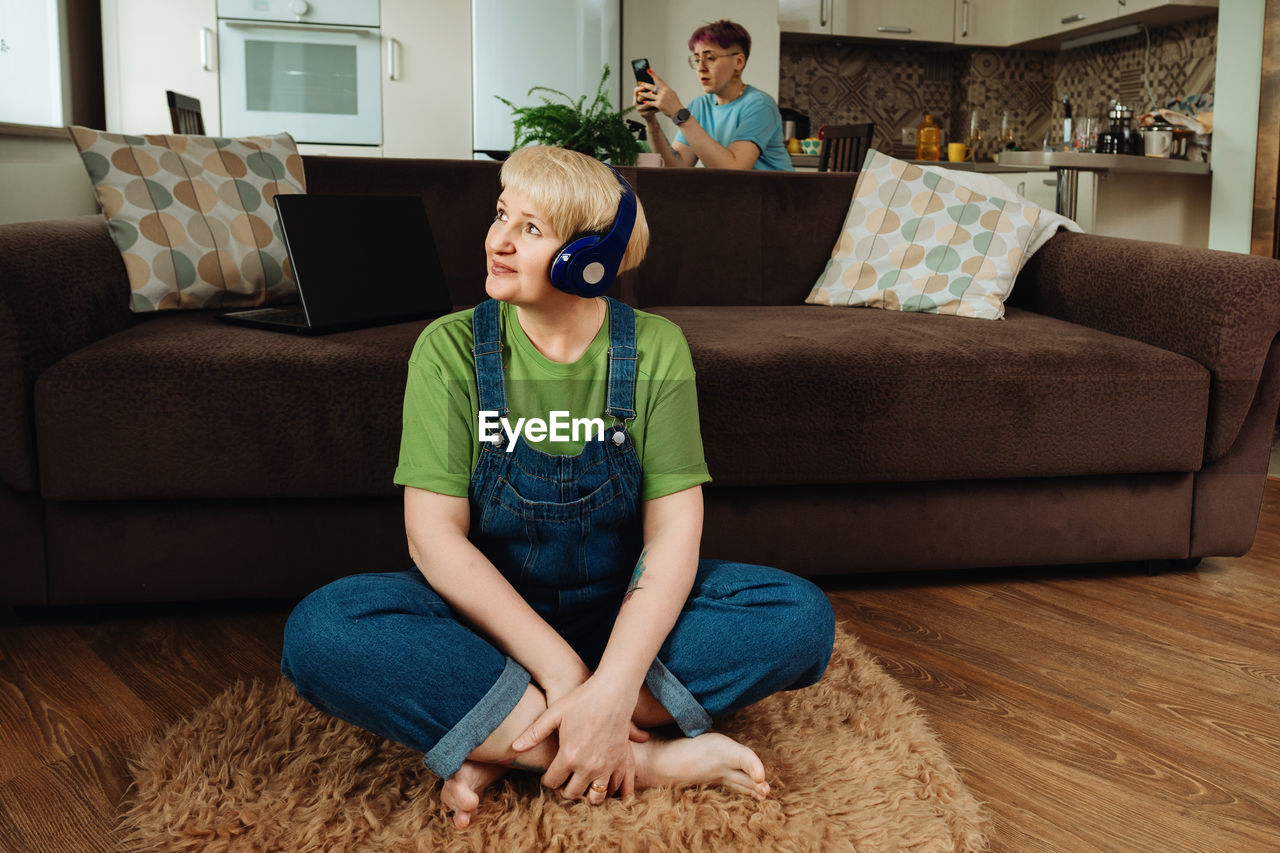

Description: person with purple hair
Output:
[635,19,793,171]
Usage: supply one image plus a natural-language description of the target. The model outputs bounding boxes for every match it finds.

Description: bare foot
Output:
[633,732,770,800]
[440,760,508,829]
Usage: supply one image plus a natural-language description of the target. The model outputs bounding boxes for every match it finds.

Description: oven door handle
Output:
[222,20,378,37]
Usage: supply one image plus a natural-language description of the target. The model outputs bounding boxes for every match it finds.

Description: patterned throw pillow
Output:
[68,127,306,312]
[805,150,1077,320]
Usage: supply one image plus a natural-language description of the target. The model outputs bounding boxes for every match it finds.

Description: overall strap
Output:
[470,299,507,417]
[605,297,637,421]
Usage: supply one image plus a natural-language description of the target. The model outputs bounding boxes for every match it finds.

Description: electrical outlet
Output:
[901,127,917,146]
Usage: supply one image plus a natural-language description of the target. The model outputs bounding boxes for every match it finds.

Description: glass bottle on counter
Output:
[916,113,941,161]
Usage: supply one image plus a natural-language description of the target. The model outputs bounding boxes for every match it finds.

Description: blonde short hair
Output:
[500,146,649,276]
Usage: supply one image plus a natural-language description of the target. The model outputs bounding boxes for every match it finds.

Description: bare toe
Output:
[440,761,507,830]
[441,778,479,828]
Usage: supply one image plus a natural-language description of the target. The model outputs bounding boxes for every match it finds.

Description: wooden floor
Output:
[1,481,1278,852]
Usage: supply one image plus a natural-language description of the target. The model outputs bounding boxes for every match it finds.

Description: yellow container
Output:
[916,113,941,161]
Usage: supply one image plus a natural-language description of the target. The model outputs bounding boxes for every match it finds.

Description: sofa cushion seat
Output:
[651,305,1210,487]
[34,303,1213,501]
[36,313,430,500]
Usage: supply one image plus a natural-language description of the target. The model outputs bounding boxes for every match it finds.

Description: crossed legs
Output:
[281,562,833,830]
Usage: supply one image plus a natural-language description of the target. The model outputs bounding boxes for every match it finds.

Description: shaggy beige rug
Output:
[118,624,987,852]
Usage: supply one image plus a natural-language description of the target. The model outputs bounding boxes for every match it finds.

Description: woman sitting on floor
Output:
[280,145,834,829]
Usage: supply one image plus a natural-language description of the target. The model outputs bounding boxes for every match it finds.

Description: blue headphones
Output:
[548,168,637,298]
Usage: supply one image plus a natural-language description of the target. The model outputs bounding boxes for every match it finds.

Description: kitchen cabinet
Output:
[990,170,1098,235]
[842,0,954,43]
[992,171,1060,215]
[953,0,1014,47]
[101,0,473,158]
[381,0,471,159]
[101,0,220,134]
[778,0,840,35]
[779,0,1216,47]
[1009,0,1218,48]
[1117,0,1214,14]
[780,0,953,42]
[1009,0,1116,44]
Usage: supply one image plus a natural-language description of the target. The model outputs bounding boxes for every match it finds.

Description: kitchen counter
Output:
[903,159,1041,173]
[995,151,1211,219]
[995,151,1211,175]
[789,153,1044,172]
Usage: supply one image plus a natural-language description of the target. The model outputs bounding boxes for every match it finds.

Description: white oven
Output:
[217,0,382,145]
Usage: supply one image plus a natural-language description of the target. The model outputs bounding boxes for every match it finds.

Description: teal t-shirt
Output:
[395,299,711,502]
[674,85,794,171]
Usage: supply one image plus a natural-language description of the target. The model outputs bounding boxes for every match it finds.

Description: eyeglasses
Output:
[687,51,742,70]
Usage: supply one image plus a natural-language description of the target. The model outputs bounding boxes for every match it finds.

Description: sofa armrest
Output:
[1015,231,1280,463]
[0,215,134,492]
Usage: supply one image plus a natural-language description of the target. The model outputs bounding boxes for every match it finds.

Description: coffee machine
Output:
[1096,103,1143,155]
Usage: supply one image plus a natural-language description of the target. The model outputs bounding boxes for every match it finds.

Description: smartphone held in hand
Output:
[631,58,654,87]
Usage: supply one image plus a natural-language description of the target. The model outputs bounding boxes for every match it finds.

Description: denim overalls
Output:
[282,298,835,780]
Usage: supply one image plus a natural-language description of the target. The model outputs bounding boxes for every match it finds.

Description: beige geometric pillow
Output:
[68,127,306,312]
[805,150,1069,320]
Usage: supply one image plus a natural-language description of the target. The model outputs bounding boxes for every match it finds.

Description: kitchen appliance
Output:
[1096,103,1142,155]
[1141,118,1173,158]
[779,108,810,141]
[217,0,382,145]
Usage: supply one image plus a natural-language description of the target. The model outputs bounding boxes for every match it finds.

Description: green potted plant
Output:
[497,65,641,166]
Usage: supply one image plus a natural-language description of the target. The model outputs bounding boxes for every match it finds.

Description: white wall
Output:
[1208,0,1264,253]
[622,0,780,142]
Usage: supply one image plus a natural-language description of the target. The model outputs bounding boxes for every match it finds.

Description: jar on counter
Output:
[1170,127,1194,160]
[916,113,941,161]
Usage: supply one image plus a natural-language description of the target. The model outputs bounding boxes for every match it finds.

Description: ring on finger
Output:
[589,780,608,794]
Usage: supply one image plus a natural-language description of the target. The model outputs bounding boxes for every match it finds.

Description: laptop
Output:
[218,194,453,334]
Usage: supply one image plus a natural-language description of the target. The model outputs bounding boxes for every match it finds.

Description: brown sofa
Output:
[3,157,1279,605]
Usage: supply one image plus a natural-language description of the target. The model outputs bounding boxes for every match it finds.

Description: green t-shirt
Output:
[394,299,711,502]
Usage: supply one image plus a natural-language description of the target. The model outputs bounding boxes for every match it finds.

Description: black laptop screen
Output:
[273,193,453,326]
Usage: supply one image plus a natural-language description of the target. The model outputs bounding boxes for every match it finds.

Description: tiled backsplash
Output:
[779,16,1216,162]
